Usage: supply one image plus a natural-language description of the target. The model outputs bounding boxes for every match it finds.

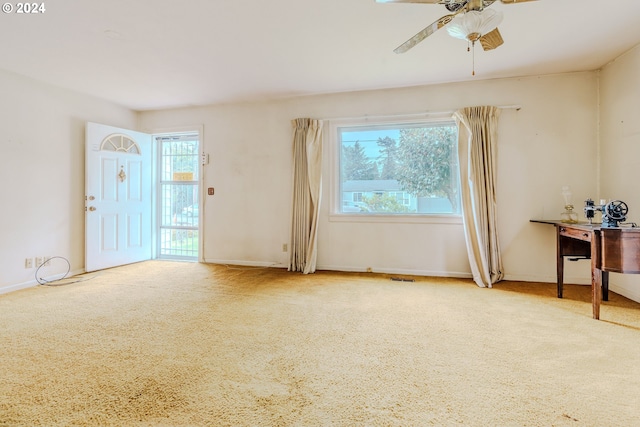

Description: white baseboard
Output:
[204,259,284,268]
[503,274,640,303]
[203,260,473,279]
[610,283,640,303]
[0,281,37,295]
[6,262,638,304]
[0,268,86,296]
[316,264,473,279]
[503,273,591,285]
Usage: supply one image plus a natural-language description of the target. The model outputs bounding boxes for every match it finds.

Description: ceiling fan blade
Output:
[479,27,504,51]
[376,0,442,3]
[393,14,456,53]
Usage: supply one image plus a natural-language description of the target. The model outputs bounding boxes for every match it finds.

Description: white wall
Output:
[599,44,640,301]
[0,69,137,293]
[2,63,619,294]
[6,58,634,298]
[139,72,599,283]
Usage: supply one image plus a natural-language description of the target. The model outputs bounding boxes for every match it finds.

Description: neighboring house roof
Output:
[343,180,403,192]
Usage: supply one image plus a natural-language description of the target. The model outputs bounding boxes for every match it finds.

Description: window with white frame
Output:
[334,116,460,215]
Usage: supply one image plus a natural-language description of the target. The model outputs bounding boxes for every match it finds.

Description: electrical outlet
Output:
[25,258,33,269]
[282,244,288,252]
[36,257,51,267]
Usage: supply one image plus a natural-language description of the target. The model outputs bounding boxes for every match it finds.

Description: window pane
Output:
[339,122,460,214]
[157,134,199,260]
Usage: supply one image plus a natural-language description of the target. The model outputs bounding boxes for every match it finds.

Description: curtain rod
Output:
[322,105,521,122]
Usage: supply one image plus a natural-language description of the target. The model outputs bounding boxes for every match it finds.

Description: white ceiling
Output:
[2,0,639,111]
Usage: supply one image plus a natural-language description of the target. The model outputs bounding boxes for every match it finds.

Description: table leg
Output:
[592,267,602,319]
[556,226,564,298]
[591,233,601,320]
[602,271,609,302]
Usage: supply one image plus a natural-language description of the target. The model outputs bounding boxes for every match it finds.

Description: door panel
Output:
[127,160,143,201]
[102,158,118,202]
[102,214,118,252]
[85,122,152,272]
[128,213,143,247]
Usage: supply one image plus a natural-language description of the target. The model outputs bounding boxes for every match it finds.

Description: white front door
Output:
[85,122,152,272]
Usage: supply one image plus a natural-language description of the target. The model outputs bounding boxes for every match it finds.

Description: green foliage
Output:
[163,140,199,214]
[340,125,459,213]
[164,140,199,174]
[342,141,377,180]
[377,136,398,180]
[362,193,411,213]
[396,126,459,211]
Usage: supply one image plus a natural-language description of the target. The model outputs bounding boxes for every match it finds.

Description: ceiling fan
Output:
[376,0,537,54]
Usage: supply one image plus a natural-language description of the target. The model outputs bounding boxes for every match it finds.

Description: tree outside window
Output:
[339,120,459,215]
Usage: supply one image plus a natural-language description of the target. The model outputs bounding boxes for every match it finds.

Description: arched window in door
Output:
[100,133,141,154]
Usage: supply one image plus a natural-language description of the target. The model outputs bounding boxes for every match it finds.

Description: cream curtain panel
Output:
[453,106,503,288]
[289,118,323,274]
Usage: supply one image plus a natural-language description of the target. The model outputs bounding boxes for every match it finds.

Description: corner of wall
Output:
[595,69,601,200]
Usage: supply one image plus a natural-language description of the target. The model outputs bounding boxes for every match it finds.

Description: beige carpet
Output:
[1,261,640,426]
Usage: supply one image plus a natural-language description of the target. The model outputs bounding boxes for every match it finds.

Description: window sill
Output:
[328,213,463,224]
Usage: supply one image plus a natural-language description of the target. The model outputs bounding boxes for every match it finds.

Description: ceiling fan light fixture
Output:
[446,9,503,76]
[466,32,482,43]
[446,9,503,44]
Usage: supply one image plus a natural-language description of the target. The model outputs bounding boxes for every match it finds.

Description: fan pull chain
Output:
[472,43,475,76]
[468,41,476,76]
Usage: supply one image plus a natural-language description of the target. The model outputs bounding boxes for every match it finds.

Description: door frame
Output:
[150,125,204,262]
